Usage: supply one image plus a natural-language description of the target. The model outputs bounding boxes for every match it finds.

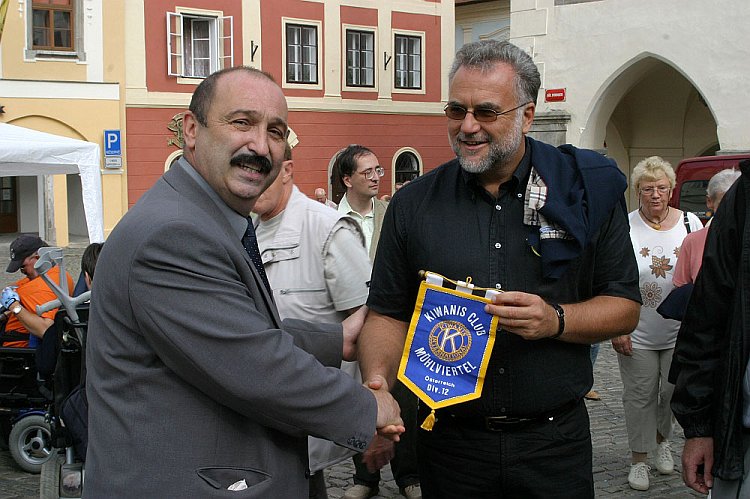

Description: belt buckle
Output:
[484,415,527,431]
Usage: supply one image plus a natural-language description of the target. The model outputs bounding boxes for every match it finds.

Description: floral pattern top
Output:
[628,209,703,349]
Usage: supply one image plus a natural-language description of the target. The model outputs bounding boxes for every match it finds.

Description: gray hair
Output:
[448,40,541,105]
[707,168,741,200]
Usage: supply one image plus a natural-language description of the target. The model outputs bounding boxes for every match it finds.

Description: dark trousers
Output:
[417,401,594,499]
[353,381,420,488]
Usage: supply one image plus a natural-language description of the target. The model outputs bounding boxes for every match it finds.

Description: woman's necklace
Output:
[640,206,669,230]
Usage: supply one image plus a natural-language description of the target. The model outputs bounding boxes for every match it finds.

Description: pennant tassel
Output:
[420,409,437,431]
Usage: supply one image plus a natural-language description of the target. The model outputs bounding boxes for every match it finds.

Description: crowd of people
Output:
[2,39,747,499]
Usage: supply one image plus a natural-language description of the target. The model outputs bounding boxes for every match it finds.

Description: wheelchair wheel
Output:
[40,452,64,499]
[8,414,53,473]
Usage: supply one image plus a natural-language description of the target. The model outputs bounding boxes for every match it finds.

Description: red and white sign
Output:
[545,88,566,102]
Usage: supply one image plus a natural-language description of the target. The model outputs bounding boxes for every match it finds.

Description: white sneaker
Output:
[655,440,675,474]
[400,483,422,499]
[628,462,650,491]
[343,484,378,499]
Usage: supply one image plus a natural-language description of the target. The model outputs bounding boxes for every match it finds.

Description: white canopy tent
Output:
[0,122,104,242]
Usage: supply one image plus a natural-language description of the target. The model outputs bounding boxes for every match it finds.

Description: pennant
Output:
[397,271,499,430]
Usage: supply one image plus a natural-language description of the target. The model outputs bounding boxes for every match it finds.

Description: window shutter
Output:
[167,12,184,77]
[219,16,234,70]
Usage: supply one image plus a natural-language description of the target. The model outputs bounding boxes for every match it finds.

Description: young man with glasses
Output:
[358,40,641,498]
[334,145,389,262]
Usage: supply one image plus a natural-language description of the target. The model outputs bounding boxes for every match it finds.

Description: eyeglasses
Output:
[444,102,530,122]
[639,186,671,195]
[358,166,385,181]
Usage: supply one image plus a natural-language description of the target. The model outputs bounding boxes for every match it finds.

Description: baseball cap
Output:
[6,235,48,273]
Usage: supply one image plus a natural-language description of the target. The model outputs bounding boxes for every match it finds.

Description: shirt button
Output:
[495,205,502,211]
[494,243,501,249]
[517,193,522,199]
[500,407,507,413]
[498,368,505,374]
[495,283,502,289]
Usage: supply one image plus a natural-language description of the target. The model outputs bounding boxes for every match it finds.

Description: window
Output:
[346,30,374,87]
[394,150,421,184]
[31,0,73,51]
[286,24,318,84]
[167,11,233,79]
[26,0,84,59]
[394,34,421,89]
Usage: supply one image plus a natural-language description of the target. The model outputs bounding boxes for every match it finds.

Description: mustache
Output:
[456,132,490,142]
[230,154,272,174]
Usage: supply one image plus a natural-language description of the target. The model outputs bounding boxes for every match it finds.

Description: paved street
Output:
[0,340,701,498]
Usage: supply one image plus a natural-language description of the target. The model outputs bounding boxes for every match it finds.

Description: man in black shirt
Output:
[358,40,641,498]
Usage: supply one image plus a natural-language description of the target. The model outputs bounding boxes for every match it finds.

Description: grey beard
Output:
[453,112,524,174]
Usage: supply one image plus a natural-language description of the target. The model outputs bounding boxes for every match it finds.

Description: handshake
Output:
[363,375,405,472]
[0,286,19,312]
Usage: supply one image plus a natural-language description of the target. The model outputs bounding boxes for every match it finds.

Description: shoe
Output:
[584,390,601,401]
[343,484,378,499]
[655,440,675,474]
[628,462,650,491]
[400,483,422,499]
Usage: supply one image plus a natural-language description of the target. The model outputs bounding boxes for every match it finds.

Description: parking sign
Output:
[104,130,121,156]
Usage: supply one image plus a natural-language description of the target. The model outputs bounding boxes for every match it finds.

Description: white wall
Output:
[511,0,750,153]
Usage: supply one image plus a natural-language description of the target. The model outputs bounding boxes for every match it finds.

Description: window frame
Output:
[392,30,425,94]
[167,8,234,83]
[343,26,376,91]
[282,18,322,90]
[25,0,85,61]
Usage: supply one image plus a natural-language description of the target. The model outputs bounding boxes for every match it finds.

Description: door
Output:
[0,177,18,233]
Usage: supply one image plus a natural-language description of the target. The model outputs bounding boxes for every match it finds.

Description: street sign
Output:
[104,157,122,169]
[545,88,566,102]
[104,130,121,156]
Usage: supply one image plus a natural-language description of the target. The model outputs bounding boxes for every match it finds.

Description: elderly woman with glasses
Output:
[612,156,703,491]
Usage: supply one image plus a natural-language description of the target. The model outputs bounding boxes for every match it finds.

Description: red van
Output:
[669,154,750,223]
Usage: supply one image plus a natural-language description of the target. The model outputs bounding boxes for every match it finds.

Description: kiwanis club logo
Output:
[428,320,472,362]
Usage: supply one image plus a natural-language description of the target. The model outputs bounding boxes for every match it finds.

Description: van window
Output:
[678,180,709,220]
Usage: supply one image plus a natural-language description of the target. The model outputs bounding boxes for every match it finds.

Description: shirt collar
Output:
[179,157,248,240]
[338,193,374,218]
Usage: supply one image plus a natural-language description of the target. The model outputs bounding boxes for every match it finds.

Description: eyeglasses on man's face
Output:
[443,102,530,123]
[357,166,385,181]
[639,186,671,195]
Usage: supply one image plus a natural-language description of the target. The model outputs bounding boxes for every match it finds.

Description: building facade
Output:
[125,0,456,207]
[0,0,126,244]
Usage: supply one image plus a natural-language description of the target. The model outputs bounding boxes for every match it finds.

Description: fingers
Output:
[365,374,389,392]
[485,292,555,340]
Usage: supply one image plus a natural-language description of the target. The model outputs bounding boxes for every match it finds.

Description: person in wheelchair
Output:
[1,236,74,348]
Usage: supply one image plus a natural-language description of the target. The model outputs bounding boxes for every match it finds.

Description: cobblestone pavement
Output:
[0,341,702,498]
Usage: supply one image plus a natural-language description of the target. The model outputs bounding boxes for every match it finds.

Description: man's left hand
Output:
[1,287,19,310]
[486,291,558,340]
[361,434,395,473]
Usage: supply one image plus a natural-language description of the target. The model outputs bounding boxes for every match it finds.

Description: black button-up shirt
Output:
[368,145,639,417]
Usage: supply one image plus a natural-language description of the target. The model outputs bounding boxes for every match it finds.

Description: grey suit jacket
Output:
[85,160,376,498]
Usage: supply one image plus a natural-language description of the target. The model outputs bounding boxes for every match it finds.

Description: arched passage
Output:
[582,55,718,210]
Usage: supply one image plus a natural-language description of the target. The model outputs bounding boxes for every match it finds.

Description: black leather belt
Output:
[442,399,581,432]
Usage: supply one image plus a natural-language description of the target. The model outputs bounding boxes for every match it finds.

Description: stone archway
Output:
[583,56,718,210]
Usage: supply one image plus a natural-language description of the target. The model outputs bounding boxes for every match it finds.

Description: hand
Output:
[362,434,395,473]
[611,335,633,356]
[682,437,714,494]
[366,375,405,440]
[1,287,19,310]
[485,291,558,340]
[342,305,368,361]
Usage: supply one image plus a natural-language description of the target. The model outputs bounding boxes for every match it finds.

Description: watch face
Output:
[12,305,22,314]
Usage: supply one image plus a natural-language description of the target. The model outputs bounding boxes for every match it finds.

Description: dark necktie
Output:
[242,217,272,294]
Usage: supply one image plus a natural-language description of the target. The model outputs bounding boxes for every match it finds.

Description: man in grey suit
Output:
[85,66,403,498]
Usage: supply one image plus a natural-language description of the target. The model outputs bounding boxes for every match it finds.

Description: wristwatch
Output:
[11,304,22,315]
